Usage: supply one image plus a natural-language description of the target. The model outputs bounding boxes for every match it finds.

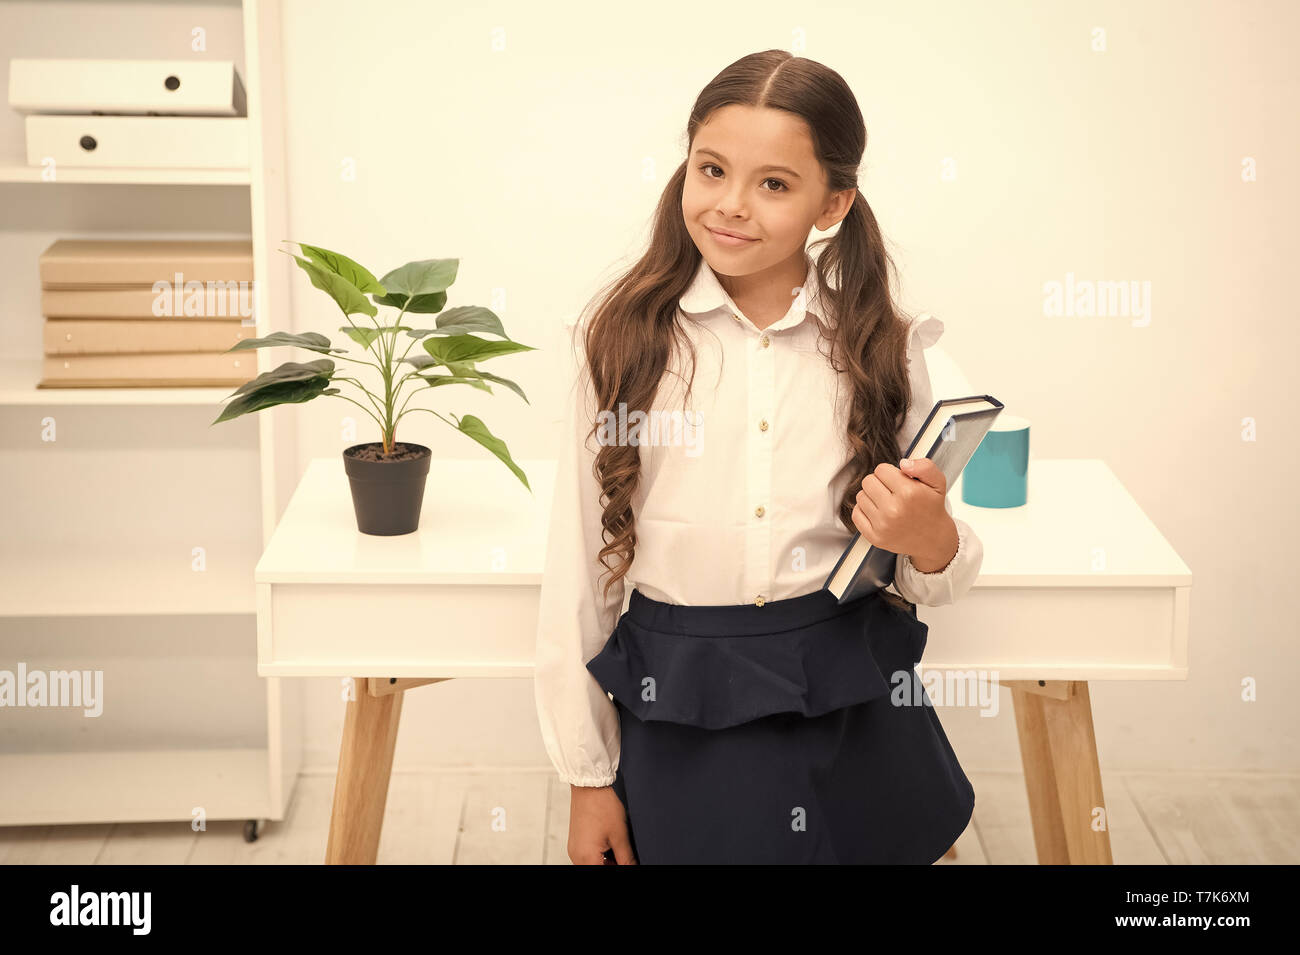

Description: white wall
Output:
[274,0,1299,774]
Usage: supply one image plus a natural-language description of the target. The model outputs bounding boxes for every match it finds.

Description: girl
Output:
[534,49,982,865]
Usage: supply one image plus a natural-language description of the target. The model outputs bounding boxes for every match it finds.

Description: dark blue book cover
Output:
[822,395,1004,603]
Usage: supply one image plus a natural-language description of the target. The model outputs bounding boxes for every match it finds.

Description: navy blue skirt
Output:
[585,586,975,864]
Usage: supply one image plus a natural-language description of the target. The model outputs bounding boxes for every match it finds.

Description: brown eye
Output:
[698,164,787,193]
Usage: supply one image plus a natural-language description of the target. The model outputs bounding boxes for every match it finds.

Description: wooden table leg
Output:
[1008,680,1114,865]
[324,677,405,865]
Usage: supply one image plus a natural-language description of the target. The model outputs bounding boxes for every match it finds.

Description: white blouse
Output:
[534,253,984,787]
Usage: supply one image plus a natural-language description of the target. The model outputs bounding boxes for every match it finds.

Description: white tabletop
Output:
[255,457,556,585]
[254,456,1192,680]
[949,458,1191,586]
[257,456,1190,588]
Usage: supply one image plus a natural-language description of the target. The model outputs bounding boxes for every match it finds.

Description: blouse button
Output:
[758,418,768,431]
[754,505,765,517]
[759,335,770,348]
[755,595,766,607]
[732,313,742,323]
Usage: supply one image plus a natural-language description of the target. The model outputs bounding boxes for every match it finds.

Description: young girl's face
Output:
[682,103,848,276]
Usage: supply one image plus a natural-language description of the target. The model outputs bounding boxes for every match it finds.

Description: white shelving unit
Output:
[0,164,251,185]
[0,357,235,404]
[0,0,302,836]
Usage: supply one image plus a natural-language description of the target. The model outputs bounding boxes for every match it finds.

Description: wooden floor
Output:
[1,770,1296,864]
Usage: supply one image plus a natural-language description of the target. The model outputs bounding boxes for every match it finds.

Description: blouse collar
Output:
[678,251,830,333]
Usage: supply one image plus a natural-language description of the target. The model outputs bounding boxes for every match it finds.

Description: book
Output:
[44,319,255,354]
[822,394,1005,603]
[42,288,256,319]
[39,239,254,287]
[39,352,256,388]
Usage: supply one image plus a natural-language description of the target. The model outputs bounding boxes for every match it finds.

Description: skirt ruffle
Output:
[586,586,973,864]
[586,587,927,730]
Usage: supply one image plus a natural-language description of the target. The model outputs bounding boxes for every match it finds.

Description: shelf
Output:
[0,0,299,833]
[0,749,271,825]
[0,359,239,406]
[0,545,260,617]
[0,163,251,185]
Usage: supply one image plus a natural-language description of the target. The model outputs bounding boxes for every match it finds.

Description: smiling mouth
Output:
[708,227,757,241]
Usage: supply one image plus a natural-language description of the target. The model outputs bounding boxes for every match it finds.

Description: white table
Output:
[255,456,1191,865]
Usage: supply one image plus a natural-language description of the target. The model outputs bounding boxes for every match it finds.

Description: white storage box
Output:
[8,58,246,116]
[25,115,248,168]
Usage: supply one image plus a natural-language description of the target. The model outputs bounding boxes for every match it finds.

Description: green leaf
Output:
[454,414,529,491]
[375,258,458,312]
[226,358,335,399]
[374,289,447,314]
[420,373,493,394]
[420,360,528,404]
[405,306,510,341]
[379,258,458,298]
[292,242,385,294]
[469,367,529,404]
[227,330,341,354]
[213,375,333,424]
[339,325,412,349]
[422,333,535,365]
[286,252,377,317]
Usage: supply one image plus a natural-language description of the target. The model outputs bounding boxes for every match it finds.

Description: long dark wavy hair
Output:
[577,50,916,613]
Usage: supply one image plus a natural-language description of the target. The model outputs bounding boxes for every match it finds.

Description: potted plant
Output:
[212,241,534,536]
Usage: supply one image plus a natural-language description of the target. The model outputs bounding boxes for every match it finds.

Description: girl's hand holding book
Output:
[852,458,960,574]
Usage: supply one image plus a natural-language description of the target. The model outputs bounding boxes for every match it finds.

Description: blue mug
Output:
[961,414,1029,508]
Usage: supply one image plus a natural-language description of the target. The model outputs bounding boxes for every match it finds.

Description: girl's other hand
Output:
[568,785,637,865]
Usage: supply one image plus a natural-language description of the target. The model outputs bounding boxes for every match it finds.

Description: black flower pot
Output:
[342,442,432,536]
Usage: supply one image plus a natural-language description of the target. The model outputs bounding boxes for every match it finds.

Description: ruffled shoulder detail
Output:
[909,312,944,350]
[585,594,929,730]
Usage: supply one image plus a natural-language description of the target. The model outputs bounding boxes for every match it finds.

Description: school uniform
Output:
[534,251,983,864]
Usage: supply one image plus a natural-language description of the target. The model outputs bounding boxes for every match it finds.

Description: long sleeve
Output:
[890,314,984,607]
[533,322,626,787]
